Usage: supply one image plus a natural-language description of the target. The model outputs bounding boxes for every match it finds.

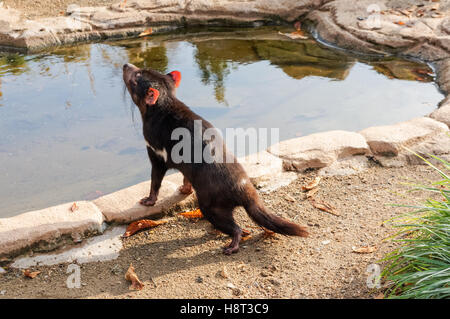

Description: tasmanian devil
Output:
[122,63,308,254]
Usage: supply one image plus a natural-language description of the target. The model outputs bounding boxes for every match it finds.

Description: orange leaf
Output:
[415,69,432,75]
[139,28,153,37]
[70,203,79,212]
[308,198,340,216]
[125,264,144,290]
[23,270,41,279]
[123,219,167,238]
[241,229,252,242]
[179,209,203,219]
[302,176,322,191]
[262,228,275,239]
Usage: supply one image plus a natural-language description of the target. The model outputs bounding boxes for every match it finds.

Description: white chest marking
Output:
[145,140,168,162]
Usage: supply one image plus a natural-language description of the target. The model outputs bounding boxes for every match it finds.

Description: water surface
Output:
[0,28,443,217]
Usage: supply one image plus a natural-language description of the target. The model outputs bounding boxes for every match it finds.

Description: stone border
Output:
[1,0,449,261]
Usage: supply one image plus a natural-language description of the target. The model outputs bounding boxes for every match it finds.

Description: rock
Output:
[405,132,450,164]
[442,18,450,35]
[94,172,192,223]
[226,282,236,289]
[239,151,283,180]
[360,117,448,157]
[305,0,450,61]
[268,278,281,286]
[10,226,125,269]
[196,276,204,283]
[430,102,450,128]
[319,156,370,177]
[268,131,370,172]
[0,201,104,258]
[239,151,298,193]
[0,0,449,64]
[253,172,298,193]
[436,59,450,94]
[0,0,324,51]
[111,264,122,275]
[232,288,242,296]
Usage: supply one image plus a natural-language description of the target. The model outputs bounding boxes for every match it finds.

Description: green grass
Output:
[381,151,450,299]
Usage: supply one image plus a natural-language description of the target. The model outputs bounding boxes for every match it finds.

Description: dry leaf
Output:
[179,209,203,219]
[139,28,153,37]
[208,229,224,237]
[415,69,432,75]
[278,31,308,40]
[306,187,319,199]
[284,194,296,202]
[374,293,385,299]
[125,264,144,290]
[431,12,443,18]
[119,0,127,8]
[262,228,275,239]
[70,203,79,212]
[242,229,251,237]
[218,266,228,279]
[241,229,252,242]
[23,270,41,279]
[123,219,167,238]
[302,176,322,191]
[308,198,340,216]
[352,246,377,254]
[399,10,411,17]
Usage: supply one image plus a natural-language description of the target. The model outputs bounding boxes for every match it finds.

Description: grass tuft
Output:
[381,149,450,299]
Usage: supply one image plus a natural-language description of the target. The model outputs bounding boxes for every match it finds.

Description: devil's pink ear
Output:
[146,88,160,105]
[168,71,181,88]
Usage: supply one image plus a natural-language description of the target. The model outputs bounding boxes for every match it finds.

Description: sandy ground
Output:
[0,164,442,299]
[2,0,116,19]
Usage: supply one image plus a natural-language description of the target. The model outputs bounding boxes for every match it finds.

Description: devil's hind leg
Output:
[201,205,242,255]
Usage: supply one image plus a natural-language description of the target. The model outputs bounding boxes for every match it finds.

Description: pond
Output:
[0,27,443,218]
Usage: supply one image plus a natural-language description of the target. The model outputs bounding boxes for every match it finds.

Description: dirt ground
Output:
[0,164,442,299]
[2,0,117,19]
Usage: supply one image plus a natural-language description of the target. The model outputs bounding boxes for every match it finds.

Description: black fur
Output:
[123,63,308,254]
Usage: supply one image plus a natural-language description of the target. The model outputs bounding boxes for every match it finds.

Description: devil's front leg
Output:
[140,149,168,206]
[178,175,193,195]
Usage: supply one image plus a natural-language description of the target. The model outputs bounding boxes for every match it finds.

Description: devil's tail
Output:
[244,201,309,237]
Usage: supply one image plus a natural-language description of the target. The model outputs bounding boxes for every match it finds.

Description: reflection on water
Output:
[0,28,443,217]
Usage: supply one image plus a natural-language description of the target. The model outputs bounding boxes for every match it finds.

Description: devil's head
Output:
[122,63,181,116]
